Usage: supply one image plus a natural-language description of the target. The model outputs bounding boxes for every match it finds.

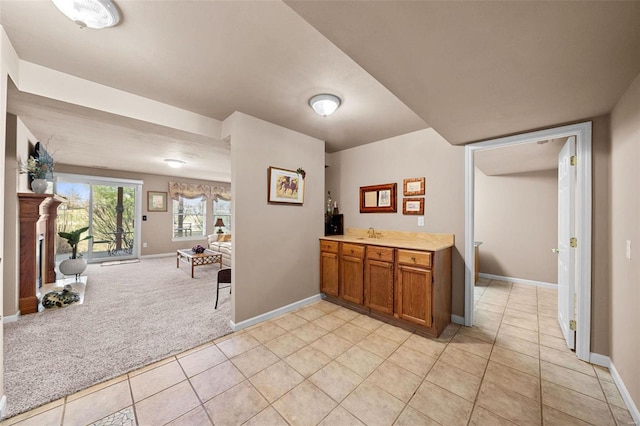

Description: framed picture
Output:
[360,183,397,213]
[403,177,425,196]
[147,191,167,212]
[403,197,424,215]
[268,166,305,205]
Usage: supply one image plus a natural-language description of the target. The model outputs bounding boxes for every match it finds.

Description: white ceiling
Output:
[475,138,567,176]
[1,1,639,180]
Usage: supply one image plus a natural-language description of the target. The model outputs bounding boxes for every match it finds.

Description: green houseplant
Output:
[58,226,92,278]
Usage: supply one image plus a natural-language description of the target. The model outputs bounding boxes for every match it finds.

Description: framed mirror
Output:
[359,183,397,213]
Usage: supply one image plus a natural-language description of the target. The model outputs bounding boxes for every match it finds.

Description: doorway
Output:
[464,122,592,361]
[55,173,143,263]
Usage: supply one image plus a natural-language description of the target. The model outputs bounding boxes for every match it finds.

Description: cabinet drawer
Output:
[397,249,432,268]
[320,240,339,253]
[366,246,394,262]
[342,243,365,258]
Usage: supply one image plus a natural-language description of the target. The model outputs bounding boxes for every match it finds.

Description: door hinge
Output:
[570,237,577,248]
[570,155,577,166]
[570,320,576,331]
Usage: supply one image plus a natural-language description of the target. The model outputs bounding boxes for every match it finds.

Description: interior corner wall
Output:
[229,112,324,323]
[325,128,466,317]
[590,114,611,357]
[474,168,558,283]
[610,73,640,408]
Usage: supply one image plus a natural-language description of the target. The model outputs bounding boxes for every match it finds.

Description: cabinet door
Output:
[396,265,432,327]
[320,251,339,296]
[365,259,394,314]
[340,255,364,305]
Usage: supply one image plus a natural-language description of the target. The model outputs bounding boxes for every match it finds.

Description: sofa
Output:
[207,234,232,267]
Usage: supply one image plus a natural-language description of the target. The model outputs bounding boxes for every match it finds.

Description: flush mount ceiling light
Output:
[51,0,120,29]
[164,159,186,168]
[309,94,341,117]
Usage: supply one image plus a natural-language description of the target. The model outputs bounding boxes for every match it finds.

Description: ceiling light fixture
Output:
[309,94,341,117]
[51,0,121,29]
[164,159,186,168]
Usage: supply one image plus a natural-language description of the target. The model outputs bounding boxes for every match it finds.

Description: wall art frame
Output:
[402,197,424,215]
[359,183,397,213]
[267,166,305,205]
[147,191,167,212]
[403,177,425,196]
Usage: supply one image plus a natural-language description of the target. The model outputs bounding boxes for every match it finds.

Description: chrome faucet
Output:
[368,227,377,238]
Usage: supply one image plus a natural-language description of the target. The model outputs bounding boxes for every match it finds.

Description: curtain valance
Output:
[168,181,231,201]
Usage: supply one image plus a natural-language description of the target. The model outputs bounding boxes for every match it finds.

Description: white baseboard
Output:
[0,395,6,419]
[3,312,20,324]
[451,314,465,325]
[589,352,610,368]
[478,273,557,289]
[590,353,640,425]
[140,253,174,259]
[230,293,323,331]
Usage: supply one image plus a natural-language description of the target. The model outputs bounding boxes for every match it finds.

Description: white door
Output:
[557,136,576,350]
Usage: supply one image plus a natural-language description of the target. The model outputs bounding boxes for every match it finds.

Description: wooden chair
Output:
[216,268,231,309]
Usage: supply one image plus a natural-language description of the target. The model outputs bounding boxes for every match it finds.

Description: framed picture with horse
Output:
[267,166,305,205]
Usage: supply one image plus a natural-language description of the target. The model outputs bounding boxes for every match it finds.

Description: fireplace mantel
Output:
[18,193,66,314]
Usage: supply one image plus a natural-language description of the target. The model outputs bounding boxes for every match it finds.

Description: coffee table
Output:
[176,249,223,278]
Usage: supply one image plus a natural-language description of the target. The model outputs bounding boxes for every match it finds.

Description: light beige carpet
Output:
[3,257,232,418]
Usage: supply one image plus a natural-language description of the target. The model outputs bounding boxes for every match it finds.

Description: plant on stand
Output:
[58,226,93,280]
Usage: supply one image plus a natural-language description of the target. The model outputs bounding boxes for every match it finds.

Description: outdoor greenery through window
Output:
[173,196,206,238]
[213,198,231,234]
[56,180,137,261]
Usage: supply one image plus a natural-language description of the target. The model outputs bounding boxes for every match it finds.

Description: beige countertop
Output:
[320,228,454,252]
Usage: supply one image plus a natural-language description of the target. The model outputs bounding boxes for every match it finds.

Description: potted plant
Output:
[58,226,92,278]
[19,154,54,194]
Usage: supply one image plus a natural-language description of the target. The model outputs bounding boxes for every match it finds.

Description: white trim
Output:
[2,312,19,324]
[589,352,610,368]
[140,253,174,259]
[464,121,592,361]
[0,395,6,419]
[478,273,557,289]
[230,294,323,331]
[451,314,465,325]
[608,358,640,425]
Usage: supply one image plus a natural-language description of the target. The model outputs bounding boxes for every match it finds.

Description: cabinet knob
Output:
[411,257,416,262]
[377,251,381,257]
[351,250,354,254]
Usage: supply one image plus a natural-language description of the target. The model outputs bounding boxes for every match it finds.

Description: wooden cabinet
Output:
[319,238,452,337]
[396,264,433,327]
[365,246,394,314]
[320,241,339,296]
[340,243,365,304]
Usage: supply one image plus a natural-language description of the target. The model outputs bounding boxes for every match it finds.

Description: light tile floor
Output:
[2,279,636,426]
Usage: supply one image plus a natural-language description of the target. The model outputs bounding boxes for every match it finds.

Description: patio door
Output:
[55,174,142,263]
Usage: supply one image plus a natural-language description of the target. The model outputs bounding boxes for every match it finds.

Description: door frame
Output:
[464,121,592,361]
[55,173,143,262]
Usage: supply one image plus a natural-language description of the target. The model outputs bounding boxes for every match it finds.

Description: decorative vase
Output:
[31,178,48,194]
[59,258,87,277]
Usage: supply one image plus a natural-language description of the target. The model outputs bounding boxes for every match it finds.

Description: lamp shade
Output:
[51,0,120,29]
[214,218,225,227]
[309,94,341,117]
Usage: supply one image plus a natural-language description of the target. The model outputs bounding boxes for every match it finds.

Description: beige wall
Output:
[474,168,558,283]
[610,73,640,407]
[55,164,229,256]
[590,114,611,357]
[326,128,466,317]
[3,114,39,318]
[227,112,325,324]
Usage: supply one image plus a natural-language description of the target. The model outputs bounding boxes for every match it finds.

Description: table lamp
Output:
[215,218,225,234]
